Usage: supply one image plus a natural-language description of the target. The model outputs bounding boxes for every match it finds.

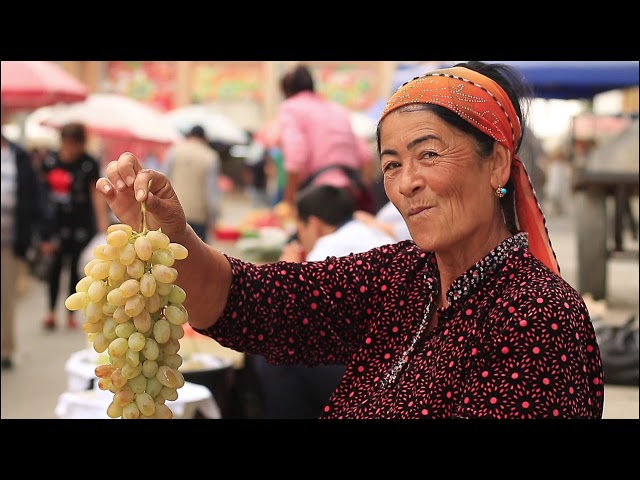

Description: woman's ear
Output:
[490,143,512,191]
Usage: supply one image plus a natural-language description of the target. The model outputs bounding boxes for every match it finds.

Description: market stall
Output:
[572,115,639,299]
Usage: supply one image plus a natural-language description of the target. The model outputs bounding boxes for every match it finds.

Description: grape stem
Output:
[140,180,152,235]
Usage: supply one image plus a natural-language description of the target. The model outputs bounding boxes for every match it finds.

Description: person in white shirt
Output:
[296,187,397,261]
[252,184,396,418]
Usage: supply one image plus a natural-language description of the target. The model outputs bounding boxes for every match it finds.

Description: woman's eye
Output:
[420,150,438,161]
[382,162,400,173]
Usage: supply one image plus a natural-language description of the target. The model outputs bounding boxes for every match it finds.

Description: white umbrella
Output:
[163,104,248,145]
[349,110,377,140]
[40,93,181,145]
[22,106,62,149]
[2,108,61,150]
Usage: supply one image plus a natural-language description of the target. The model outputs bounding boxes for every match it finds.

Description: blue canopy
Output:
[394,61,639,100]
[491,61,639,100]
[367,61,639,121]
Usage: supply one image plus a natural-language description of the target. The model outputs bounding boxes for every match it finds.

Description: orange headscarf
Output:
[380,66,560,276]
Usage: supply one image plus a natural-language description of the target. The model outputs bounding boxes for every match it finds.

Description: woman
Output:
[40,122,109,330]
[97,61,604,418]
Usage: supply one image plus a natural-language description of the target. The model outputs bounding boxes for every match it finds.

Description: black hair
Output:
[376,61,535,234]
[295,184,355,227]
[280,64,315,98]
[60,122,88,144]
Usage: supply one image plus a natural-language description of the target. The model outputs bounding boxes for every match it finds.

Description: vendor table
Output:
[60,349,233,419]
[56,381,219,419]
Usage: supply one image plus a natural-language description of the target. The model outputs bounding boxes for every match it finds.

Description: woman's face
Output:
[379,109,500,254]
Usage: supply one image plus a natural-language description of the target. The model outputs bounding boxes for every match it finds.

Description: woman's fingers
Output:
[116,152,142,189]
[103,152,142,192]
[97,152,186,239]
[100,152,153,201]
[96,177,114,196]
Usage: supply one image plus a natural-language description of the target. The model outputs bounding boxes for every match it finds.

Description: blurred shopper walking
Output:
[164,125,222,243]
[1,105,43,369]
[241,135,270,208]
[265,146,286,206]
[545,146,573,215]
[277,64,376,213]
[39,122,109,330]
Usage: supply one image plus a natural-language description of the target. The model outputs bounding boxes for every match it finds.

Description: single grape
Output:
[107,229,129,248]
[134,235,153,261]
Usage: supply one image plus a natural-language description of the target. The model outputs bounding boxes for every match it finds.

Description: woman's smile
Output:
[407,205,431,217]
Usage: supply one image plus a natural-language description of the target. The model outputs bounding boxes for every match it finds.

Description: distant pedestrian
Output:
[1,107,43,368]
[242,136,270,208]
[518,126,548,203]
[39,122,110,330]
[544,146,572,215]
[164,125,222,243]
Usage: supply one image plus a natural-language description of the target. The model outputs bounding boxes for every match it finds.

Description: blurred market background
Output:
[1,60,638,419]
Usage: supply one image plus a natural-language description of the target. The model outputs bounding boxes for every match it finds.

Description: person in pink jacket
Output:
[277,64,375,211]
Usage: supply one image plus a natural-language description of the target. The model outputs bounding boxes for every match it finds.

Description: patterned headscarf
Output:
[380,66,560,276]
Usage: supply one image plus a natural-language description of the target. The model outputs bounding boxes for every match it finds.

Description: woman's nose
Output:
[397,163,424,197]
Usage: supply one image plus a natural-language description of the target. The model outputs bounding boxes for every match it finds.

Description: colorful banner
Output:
[314,64,378,110]
[104,61,177,111]
[191,62,264,103]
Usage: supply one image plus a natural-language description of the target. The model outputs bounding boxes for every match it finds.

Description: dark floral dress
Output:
[196,233,604,419]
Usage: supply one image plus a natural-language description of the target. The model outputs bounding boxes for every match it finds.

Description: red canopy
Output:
[1,61,88,110]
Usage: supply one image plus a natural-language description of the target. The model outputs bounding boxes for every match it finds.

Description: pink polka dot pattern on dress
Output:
[196,233,604,419]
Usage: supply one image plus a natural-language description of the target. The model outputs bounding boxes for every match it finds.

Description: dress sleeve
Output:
[195,244,406,367]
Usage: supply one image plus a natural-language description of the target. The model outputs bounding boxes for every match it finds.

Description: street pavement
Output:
[1,191,638,419]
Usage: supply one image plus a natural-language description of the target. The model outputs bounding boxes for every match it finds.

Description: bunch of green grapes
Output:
[65,196,190,419]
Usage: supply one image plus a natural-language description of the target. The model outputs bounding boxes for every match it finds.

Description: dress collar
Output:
[427,232,529,305]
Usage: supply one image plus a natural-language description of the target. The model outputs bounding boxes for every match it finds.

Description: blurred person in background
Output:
[544,146,572,215]
[518,125,548,205]
[253,184,396,418]
[265,146,286,206]
[142,145,164,173]
[98,61,603,419]
[164,125,221,243]
[39,122,109,330]
[277,64,376,213]
[1,105,42,369]
[353,200,412,242]
[241,134,270,208]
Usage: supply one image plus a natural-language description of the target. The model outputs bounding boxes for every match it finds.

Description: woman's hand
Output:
[96,152,187,241]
